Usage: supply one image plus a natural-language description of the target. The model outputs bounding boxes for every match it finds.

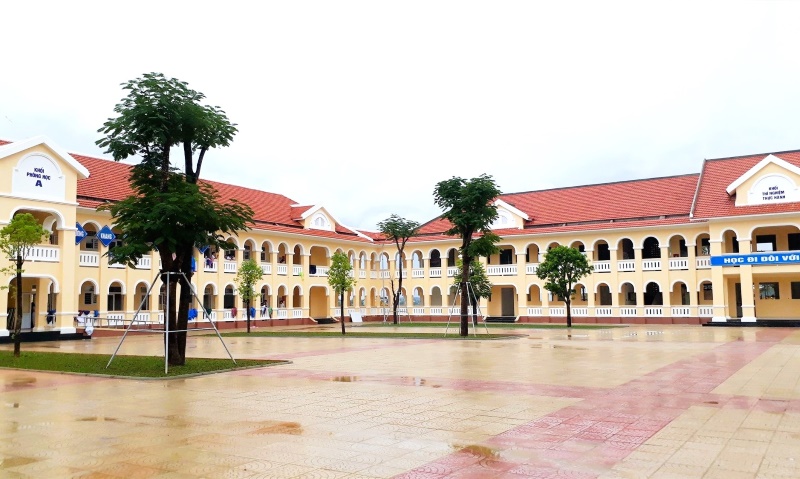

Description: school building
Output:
[2,135,800,338]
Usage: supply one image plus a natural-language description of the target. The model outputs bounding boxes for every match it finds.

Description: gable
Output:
[491,199,529,229]
[727,154,800,207]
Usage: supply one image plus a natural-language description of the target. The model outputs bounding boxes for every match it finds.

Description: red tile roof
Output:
[69,153,371,242]
[418,174,699,235]
[692,150,800,219]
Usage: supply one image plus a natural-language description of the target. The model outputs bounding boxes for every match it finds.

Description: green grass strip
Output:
[222,331,518,339]
[0,351,285,378]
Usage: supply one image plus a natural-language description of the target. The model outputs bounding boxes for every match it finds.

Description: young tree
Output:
[0,213,49,357]
[536,245,594,328]
[327,251,356,335]
[97,73,247,365]
[377,214,421,324]
[235,259,264,333]
[453,259,492,329]
[433,174,501,336]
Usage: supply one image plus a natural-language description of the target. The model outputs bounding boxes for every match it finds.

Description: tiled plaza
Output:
[2,324,800,478]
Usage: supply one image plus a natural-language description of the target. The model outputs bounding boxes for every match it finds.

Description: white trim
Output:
[726,154,800,195]
[0,136,90,178]
[0,192,79,207]
[494,199,530,220]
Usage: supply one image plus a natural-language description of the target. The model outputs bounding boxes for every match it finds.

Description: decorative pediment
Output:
[294,204,336,231]
[491,199,529,229]
[727,154,800,206]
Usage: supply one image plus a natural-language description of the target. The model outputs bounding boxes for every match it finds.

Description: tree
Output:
[433,174,501,336]
[235,259,264,333]
[536,245,594,328]
[453,259,492,330]
[327,251,356,335]
[377,214,421,324]
[97,72,247,365]
[0,213,49,357]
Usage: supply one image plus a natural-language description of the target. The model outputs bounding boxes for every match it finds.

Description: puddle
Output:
[7,377,37,388]
[252,421,303,435]
[331,376,358,382]
[0,456,38,469]
[76,416,119,422]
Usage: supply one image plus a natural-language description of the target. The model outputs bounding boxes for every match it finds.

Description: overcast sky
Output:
[2,1,800,231]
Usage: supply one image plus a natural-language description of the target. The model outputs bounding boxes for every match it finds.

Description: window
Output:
[791,282,800,299]
[499,249,513,265]
[789,234,800,251]
[703,283,713,301]
[107,286,123,311]
[700,238,711,256]
[597,243,610,261]
[49,230,58,245]
[85,231,98,250]
[731,236,739,253]
[755,235,777,253]
[84,291,94,305]
[759,282,779,300]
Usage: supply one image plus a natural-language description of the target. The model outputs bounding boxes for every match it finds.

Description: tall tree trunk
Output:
[159,250,182,365]
[566,297,572,328]
[340,291,346,335]
[394,262,403,325]
[174,249,194,364]
[13,255,22,357]
[460,255,470,337]
[246,297,251,333]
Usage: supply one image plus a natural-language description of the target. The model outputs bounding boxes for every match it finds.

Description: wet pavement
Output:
[1,324,800,478]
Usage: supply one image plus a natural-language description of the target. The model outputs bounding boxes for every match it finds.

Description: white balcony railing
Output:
[671,307,691,317]
[527,307,543,316]
[204,261,218,273]
[277,264,288,275]
[359,271,366,279]
[642,260,661,271]
[550,307,566,316]
[292,265,302,276]
[644,307,663,316]
[447,267,459,277]
[595,307,613,316]
[411,269,425,278]
[571,307,588,316]
[107,257,125,269]
[429,268,442,278]
[620,307,637,316]
[668,258,689,270]
[593,261,610,273]
[133,312,151,323]
[394,270,408,279]
[379,271,391,279]
[526,263,539,275]
[79,251,99,267]
[291,309,303,318]
[310,266,329,277]
[136,255,151,270]
[261,263,272,275]
[617,260,636,272]
[223,261,237,273]
[25,245,60,262]
[370,271,378,279]
[487,265,518,276]
[696,257,711,269]
[699,306,714,317]
[430,307,444,315]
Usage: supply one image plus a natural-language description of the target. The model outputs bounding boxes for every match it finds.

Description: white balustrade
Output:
[571,307,588,316]
[412,307,425,315]
[261,263,272,275]
[671,307,691,317]
[595,307,613,316]
[25,245,60,262]
[642,260,661,271]
[133,312,151,323]
[310,266,329,277]
[593,261,610,273]
[668,258,689,270]
[277,264,288,275]
[359,271,366,279]
[698,306,714,317]
[620,307,638,316]
[223,261,237,273]
[696,257,711,269]
[617,260,636,272]
[411,269,425,278]
[379,271,391,279]
[370,271,378,279]
[79,251,99,267]
[106,313,125,326]
[291,309,303,318]
[429,268,442,278]
[487,265,518,276]
[645,307,663,316]
[292,265,302,276]
[107,257,125,269]
[204,261,218,273]
[526,263,539,275]
[550,307,566,316]
[430,307,443,315]
[157,312,165,323]
[136,255,151,270]
[447,267,459,277]
[223,310,235,320]
[527,307,543,316]
[394,270,408,279]
[276,308,288,318]
[207,311,217,321]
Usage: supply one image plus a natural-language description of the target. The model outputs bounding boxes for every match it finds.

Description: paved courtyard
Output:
[1,323,800,478]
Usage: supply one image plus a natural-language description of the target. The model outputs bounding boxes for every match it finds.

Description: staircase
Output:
[315,317,338,325]
[484,316,517,323]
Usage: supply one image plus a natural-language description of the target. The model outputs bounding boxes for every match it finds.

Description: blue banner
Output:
[711,253,800,266]
[75,222,87,245]
[97,225,116,247]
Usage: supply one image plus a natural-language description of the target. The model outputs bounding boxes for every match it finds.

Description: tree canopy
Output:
[536,245,594,328]
[433,174,501,336]
[377,214,420,324]
[0,213,49,357]
[235,259,264,333]
[327,251,356,335]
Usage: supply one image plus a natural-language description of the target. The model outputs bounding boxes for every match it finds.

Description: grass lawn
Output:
[0,351,287,378]
[222,330,520,339]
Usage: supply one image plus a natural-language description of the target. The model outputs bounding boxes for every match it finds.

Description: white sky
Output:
[2,1,800,231]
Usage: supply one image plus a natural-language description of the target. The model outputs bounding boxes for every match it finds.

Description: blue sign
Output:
[75,222,87,245]
[711,253,800,266]
[97,225,116,247]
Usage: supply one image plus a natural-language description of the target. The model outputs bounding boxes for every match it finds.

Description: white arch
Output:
[224,237,239,248]
[106,279,126,294]
[277,242,290,253]
[260,239,275,251]
[643,280,662,291]
[42,215,58,232]
[718,228,741,242]
[616,237,635,247]
[639,235,663,249]
[697,278,712,290]
[7,274,61,294]
[309,284,329,294]
[258,283,272,294]
[749,223,800,239]
[276,283,289,294]
[430,285,443,295]
[133,280,152,292]
[223,281,236,292]
[242,237,258,248]
[81,220,102,232]
[311,245,331,258]
[670,279,688,292]
[292,244,305,256]
[9,206,66,229]
[202,281,218,295]
[292,284,304,296]
[618,281,636,293]
[78,278,99,293]
[592,238,610,248]
[594,281,611,293]
[667,233,688,244]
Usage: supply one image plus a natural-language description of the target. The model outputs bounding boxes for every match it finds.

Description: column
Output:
[738,238,756,322]
[709,239,727,322]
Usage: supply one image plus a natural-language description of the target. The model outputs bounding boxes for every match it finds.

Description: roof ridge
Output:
[705,148,800,162]
[501,172,699,197]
